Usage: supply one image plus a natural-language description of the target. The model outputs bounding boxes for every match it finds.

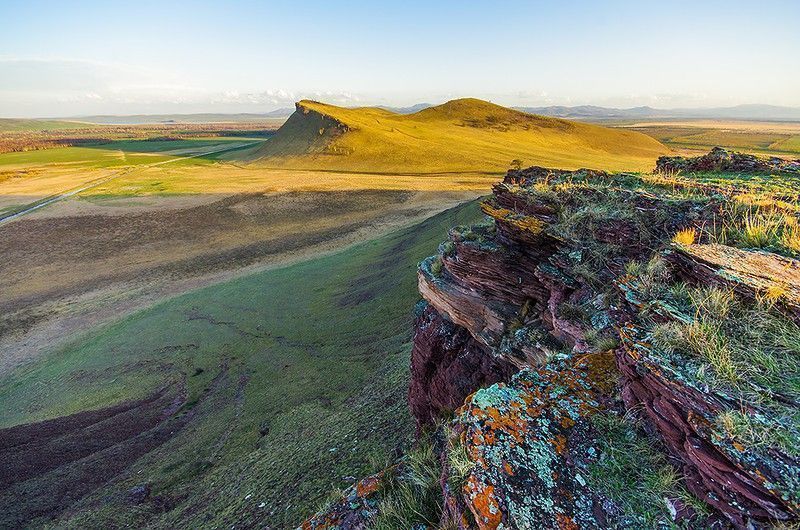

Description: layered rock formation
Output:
[303,149,800,529]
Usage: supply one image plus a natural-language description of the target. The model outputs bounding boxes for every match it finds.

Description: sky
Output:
[1,0,799,117]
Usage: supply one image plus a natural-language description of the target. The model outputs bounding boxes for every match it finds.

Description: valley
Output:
[2,99,799,529]
[0,201,485,528]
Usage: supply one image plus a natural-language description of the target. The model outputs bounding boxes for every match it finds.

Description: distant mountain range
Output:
[513,104,800,121]
[47,103,800,125]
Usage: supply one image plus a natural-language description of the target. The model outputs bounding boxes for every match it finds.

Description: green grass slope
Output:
[250,98,670,173]
[0,201,483,529]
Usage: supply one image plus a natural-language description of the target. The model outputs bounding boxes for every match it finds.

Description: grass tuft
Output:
[588,412,711,526]
[373,434,443,529]
[673,227,697,246]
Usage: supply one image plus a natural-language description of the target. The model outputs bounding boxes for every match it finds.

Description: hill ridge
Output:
[251,98,670,173]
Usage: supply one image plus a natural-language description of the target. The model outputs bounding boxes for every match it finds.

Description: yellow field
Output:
[78,164,500,199]
[617,119,800,156]
[250,98,670,173]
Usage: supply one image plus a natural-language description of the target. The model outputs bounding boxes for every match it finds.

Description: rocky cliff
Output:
[303,149,800,529]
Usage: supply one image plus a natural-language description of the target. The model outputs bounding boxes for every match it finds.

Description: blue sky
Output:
[1,0,798,116]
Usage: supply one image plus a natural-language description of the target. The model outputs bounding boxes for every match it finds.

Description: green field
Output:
[0,200,483,528]
[251,99,669,173]
[0,137,262,169]
[0,118,89,132]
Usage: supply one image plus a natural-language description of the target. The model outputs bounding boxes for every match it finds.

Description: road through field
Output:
[0,140,260,225]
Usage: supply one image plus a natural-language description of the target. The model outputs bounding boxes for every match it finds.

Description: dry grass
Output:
[708,203,800,257]
[251,99,669,173]
[646,282,800,455]
[673,227,697,245]
[374,434,443,529]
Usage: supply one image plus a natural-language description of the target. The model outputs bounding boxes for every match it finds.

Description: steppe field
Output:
[615,118,800,157]
[2,101,798,527]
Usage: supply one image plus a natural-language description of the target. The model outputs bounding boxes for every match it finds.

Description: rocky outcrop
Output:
[409,302,517,427]
[656,146,800,175]
[303,149,799,529]
[411,156,798,529]
[617,322,799,526]
[613,242,800,527]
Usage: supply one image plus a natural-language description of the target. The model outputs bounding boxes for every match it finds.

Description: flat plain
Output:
[614,118,800,156]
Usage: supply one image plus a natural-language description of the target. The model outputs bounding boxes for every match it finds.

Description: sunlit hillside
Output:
[250,98,670,173]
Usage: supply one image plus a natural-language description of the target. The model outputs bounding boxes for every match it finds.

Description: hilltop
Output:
[249,98,670,173]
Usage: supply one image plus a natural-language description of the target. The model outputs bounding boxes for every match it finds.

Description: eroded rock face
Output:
[409,303,517,427]
[617,323,799,526]
[616,260,800,527]
[306,151,800,529]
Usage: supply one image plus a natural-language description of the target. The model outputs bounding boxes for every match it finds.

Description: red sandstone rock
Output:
[409,304,517,427]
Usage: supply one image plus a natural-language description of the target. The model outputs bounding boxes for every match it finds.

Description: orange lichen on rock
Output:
[480,201,545,235]
[467,477,504,529]
[457,355,606,529]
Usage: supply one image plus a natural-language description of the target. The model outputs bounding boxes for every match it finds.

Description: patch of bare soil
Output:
[0,376,188,528]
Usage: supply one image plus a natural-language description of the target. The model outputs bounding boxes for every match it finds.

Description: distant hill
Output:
[249,98,670,173]
[516,104,800,122]
[377,103,434,114]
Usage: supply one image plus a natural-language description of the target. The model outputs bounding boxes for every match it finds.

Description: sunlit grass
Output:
[252,99,669,173]
[673,227,697,245]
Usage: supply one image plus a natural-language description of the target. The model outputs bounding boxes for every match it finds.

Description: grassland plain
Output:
[0,137,263,216]
[615,119,800,156]
[0,200,484,529]
[250,98,670,173]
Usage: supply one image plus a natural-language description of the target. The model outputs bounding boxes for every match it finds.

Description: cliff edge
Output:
[304,149,800,529]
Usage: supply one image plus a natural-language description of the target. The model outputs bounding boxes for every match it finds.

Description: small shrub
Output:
[759,284,787,306]
[589,333,619,353]
[446,431,473,494]
[441,240,456,256]
[633,255,671,299]
[688,287,736,319]
[650,322,684,354]
[781,223,800,254]
[430,257,443,277]
[739,209,781,248]
[624,260,642,276]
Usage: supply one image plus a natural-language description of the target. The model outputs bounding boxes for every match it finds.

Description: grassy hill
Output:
[249,98,670,173]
